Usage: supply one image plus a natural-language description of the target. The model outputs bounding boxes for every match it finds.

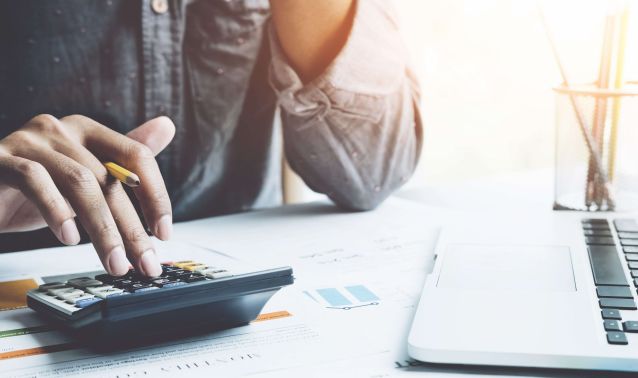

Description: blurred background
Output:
[285,0,638,202]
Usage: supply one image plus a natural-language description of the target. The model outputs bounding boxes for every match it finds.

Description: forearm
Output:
[283,81,422,211]
[269,0,355,82]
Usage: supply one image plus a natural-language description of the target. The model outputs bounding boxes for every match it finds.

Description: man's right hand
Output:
[0,114,175,277]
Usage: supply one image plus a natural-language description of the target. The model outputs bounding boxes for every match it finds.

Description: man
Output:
[0,0,422,277]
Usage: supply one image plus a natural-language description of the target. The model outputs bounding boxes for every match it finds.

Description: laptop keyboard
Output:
[583,218,638,345]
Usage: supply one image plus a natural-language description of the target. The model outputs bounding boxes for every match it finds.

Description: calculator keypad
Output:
[29,260,233,315]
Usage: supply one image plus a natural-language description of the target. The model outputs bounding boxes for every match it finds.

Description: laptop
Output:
[408,213,638,372]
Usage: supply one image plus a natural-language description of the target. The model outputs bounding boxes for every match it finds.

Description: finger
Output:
[14,147,129,276]
[125,116,176,156]
[48,139,161,276]
[104,182,162,277]
[0,154,80,245]
[61,115,173,241]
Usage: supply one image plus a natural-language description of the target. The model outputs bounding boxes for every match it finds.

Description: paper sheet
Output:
[0,198,446,377]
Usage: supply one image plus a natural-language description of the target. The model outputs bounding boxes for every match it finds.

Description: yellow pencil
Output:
[103,162,140,187]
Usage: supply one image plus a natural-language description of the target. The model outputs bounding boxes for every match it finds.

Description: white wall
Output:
[286,0,638,202]
[396,0,637,185]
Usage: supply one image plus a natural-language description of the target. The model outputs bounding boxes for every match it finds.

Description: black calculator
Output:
[27,260,294,345]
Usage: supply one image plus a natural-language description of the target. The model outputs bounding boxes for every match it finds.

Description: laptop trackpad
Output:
[437,244,576,291]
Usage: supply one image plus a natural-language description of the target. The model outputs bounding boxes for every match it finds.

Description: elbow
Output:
[329,185,393,212]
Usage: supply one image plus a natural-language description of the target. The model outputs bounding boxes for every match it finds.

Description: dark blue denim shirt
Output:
[0,0,422,251]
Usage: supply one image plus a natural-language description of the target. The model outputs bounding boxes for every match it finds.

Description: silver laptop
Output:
[408,212,638,372]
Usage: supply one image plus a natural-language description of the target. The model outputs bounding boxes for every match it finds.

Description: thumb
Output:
[126,116,176,156]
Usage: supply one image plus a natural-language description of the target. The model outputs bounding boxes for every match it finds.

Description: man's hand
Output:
[0,115,175,277]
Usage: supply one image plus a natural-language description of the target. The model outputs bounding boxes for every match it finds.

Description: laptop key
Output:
[624,246,638,253]
[588,246,629,286]
[584,229,612,237]
[597,286,633,298]
[602,309,622,320]
[625,254,638,262]
[607,331,628,345]
[583,223,611,230]
[632,270,638,278]
[583,218,609,224]
[629,262,638,270]
[586,237,616,246]
[604,320,622,331]
[621,240,638,247]
[619,232,638,240]
[614,219,638,233]
[623,321,638,333]
[599,298,637,310]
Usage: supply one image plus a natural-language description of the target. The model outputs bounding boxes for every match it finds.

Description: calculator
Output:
[27,260,294,344]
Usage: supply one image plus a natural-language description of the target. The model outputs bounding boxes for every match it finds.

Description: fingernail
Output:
[107,246,130,276]
[140,249,162,277]
[59,218,81,245]
[155,214,172,240]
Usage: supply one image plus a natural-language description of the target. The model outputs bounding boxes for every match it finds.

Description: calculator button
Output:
[75,297,102,308]
[128,283,159,293]
[94,274,129,284]
[166,269,190,278]
[163,281,187,288]
[67,277,104,289]
[28,291,82,315]
[151,278,173,286]
[65,293,95,304]
[38,282,68,292]
[204,270,232,279]
[607,331,628,345]
[623,321,638,333]
[173,260,195,268]
[87,286,124,297]
[113,279,134,289]
[182,263,208,271]
[50,288,84,298]
[130,273,157,283]
[182,274,207,283]
[602,309,622,320]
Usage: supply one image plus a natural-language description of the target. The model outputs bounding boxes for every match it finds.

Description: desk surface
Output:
[0,170,632,377]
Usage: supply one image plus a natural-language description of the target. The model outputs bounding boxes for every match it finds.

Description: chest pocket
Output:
[184,0,270,149]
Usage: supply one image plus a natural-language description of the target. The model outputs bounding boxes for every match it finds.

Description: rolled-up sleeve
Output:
[268,0,423,211]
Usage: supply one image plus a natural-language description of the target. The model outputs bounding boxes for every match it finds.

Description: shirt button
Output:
[151,0,168,14]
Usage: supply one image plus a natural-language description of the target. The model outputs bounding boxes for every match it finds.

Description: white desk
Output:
[0,170,631,377]
[398,169,555,212]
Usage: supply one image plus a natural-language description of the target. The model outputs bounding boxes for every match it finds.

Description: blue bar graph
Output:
[316,288,352,307]
[345,285,379,302]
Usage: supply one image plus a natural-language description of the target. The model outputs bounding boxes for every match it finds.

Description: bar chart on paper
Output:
[304,285,381,310]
